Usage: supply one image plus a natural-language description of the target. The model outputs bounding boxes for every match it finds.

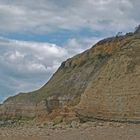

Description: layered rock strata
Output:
[0,27,140,122]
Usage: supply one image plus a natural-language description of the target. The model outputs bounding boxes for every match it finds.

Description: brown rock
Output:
[76,39,140,122]
[0,27,140,123]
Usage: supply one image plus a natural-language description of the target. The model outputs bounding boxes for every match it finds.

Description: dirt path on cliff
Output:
[0,122,140,140]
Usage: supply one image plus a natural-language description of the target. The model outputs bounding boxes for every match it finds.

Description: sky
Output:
[0,0,140,102]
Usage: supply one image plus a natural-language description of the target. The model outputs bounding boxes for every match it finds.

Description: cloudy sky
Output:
[0,0,139,102]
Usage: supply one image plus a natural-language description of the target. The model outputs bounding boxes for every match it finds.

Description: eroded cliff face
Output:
[0,99,48,119]
[0,27,140,122]
[76,39,140,122]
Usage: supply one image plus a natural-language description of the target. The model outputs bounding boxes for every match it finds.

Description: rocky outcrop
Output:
[0,26,140,122]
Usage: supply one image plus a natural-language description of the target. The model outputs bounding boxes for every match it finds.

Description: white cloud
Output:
[64,37,101,55]
[0,36,100,102]
[0,0,139,33]
[6,51,24,61]
[0,0,139,102]
[0,38,66,75]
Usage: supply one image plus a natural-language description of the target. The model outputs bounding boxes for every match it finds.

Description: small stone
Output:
[70,121,80,128]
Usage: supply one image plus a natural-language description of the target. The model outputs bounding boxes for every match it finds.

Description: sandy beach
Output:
[0,121,139,140]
